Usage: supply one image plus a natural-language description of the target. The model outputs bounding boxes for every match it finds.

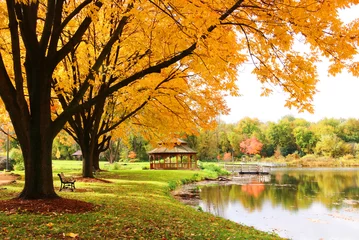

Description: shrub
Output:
[342,154,355,160]
[0,157,14,171]
[201,163,229,176]
[301,154,317,162]
[110,162,120,170]
[9,148,24,171]
[168,180,178,191]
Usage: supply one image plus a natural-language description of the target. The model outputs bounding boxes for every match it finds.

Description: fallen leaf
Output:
[46,222,54,229]
[65,232,79,238]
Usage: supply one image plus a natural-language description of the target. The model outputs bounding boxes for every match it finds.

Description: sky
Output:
[221,5,359,124]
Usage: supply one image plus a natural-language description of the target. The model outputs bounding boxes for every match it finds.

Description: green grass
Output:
[0,160,283,239]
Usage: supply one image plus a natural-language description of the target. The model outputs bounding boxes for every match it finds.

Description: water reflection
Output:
[198,168,359,240]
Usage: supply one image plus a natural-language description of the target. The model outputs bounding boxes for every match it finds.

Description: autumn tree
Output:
[0,1,358,199]
[55,2,239,177]
[229,118,263,156]
[52,130,76,160]
[127,151,136,160]
[240,137,263,155]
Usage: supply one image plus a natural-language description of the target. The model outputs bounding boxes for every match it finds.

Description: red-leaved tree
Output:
[240,137,263,155]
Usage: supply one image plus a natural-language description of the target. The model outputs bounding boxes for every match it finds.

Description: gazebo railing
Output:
[150,162,197,169]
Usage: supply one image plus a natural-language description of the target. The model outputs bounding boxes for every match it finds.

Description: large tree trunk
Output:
[82,150,94,178]
[80,136,104,176]
[18,132,57,199]
[0,1,104,199]
[16,57,58,199]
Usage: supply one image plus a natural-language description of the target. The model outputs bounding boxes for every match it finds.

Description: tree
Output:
[0,1,357,199]
[197,130,218,161]
[235,118,261,139]
[128,151,137,161]
[337,118,359,143]
[52,130,76,160]
[315,134,350,158]
[267,120,298,156]
[293,127,317,155]
[240,137,263,156]
[313,118,342,137]
[104,138,122,164]
[229,118,262,157]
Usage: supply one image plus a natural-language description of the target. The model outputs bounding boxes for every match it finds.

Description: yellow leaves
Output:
[2,0,355,144]
[64,232,79,238]
[46,222,54,229]
[260,87,273,97]
[348,62,359,77]
[15,0,36,4]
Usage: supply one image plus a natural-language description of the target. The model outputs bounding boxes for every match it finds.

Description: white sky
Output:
[221,5,359,124]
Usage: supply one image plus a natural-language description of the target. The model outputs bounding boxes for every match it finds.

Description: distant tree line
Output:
[186,116,359,161]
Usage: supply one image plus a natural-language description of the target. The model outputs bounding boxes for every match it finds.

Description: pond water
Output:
[197,168,359,240]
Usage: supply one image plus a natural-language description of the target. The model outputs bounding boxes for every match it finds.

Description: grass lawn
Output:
[0,160,283,239]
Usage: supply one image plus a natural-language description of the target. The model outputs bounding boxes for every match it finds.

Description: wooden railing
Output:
[150,162,197,169]
[223,163,271,174]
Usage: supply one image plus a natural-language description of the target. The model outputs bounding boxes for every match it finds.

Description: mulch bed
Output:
[0,198,96,215]
[0,175,114,214]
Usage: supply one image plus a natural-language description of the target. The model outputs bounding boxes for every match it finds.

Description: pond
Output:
[197,168,359,240]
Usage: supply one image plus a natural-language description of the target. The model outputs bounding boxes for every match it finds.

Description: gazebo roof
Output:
[72,150,82,156]
[148,139,196,154]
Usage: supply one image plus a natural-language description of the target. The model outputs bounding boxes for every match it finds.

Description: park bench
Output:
[57,172,76,191]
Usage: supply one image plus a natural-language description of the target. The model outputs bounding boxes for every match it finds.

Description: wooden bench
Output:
[57,172,76,191]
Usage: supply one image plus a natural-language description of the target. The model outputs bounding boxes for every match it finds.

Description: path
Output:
[0,173,18,186]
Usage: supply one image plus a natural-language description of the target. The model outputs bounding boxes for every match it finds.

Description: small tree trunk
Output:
[93,148,100,171]
[114,139,121,163]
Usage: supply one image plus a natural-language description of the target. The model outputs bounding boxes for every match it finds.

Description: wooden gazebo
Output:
[148,139,197,170]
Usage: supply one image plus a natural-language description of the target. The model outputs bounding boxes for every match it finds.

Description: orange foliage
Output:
[128,151,137,159]
[240,137,263,155]
[241,183,265,198]
[223,152,232,162]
